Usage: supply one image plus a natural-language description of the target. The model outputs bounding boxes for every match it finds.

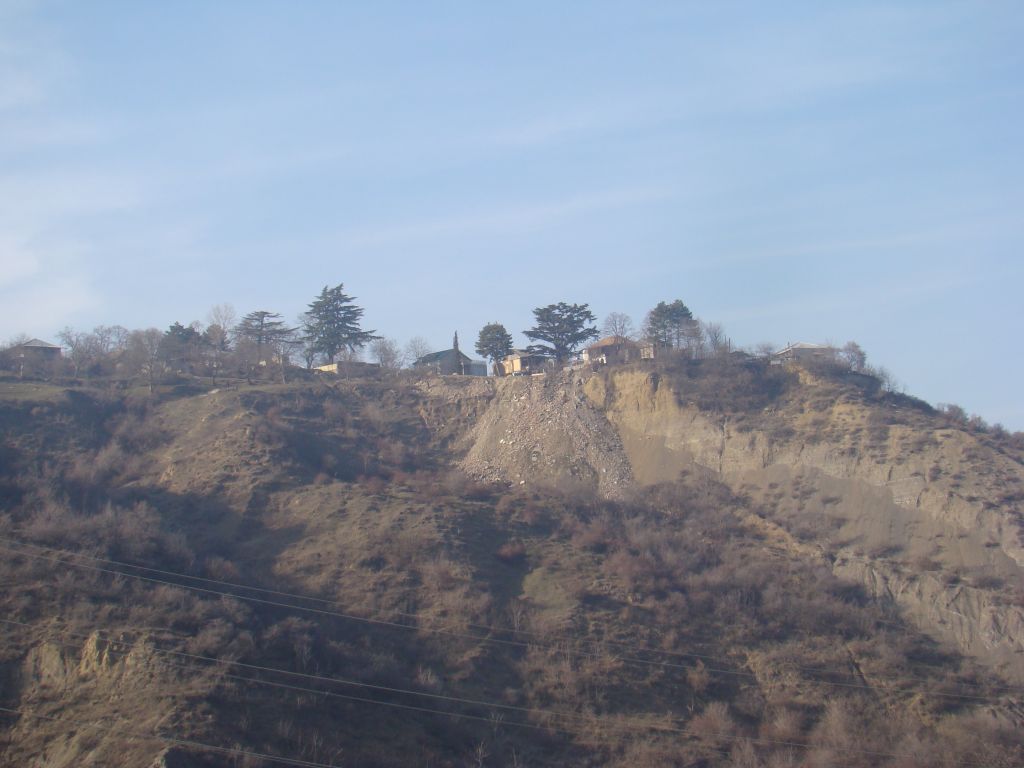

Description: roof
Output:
[774,342,832,355]
[414,348,472,366]
[21,338,61,349]
[505,349,546,359]
[588,335,638,350]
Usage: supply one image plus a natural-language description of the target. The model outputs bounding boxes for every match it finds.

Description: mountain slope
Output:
[1,370,1022,767]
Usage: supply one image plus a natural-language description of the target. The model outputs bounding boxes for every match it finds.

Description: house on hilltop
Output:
[582,336,641,366]
[14,339,62,359]
[5,338,62,379]
[496,350,549,376]
[771,342,835,365]
[313,360,381,376]
[413,333,487,376]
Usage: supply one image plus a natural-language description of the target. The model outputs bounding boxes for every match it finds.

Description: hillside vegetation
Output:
[0,357,1022,767]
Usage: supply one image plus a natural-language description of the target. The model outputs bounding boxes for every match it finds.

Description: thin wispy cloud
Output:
[0,115,112,153]
[691,229,968,274]
[0,169,139,225]
[0,234,39,289]
[0,233,100,337]
[0,2,66,112]
[487,100,649,149]
[675,6,951,118]
[718,270,970,327]
[0,7,136,337]
[334,186,674,250]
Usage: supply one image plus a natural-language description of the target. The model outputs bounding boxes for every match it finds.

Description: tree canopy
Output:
[302,284,377,364]
[643,300,695,348]
[159,321,204,368]
[475,322,513,364]
[235,311,292,358]
[523,303,598,363]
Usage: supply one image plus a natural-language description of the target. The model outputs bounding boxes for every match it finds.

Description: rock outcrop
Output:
[459,372,633,497]
[446,365,1024,681]
[590,368,1024,682]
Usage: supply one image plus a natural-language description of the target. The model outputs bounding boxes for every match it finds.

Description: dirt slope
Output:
[583,367,1024,681]
[458,371,632,497]
[3,372,1024,767]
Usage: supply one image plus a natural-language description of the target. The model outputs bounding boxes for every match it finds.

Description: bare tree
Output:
[93,325,129,355]
[602,312,635,340]
[208,303,236,334]
[508,600,529,633]
[753,342,776,359]
[473,740,489,768]
[702,321,731,356]
[126,328,164,393]
[57,325,132,378]
[839,341,867,372]
[404,336,432,363]
[273,328,306,383]
[58,327,92,377]
[938,403,968,424]
[867,364,901,393]
[0,335,28,376]
[682,320,706,358]
[299,339,318,370]
[370,337,405,370]
[204,312,234,384]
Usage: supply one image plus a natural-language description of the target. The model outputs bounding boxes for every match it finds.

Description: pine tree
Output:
[475,322,514,364]
[302,284,377,364]
[523,303,598,363]
[234,311,291,363]
[643,300,695,348]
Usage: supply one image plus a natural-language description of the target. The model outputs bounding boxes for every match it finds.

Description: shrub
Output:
[686,660,710,695]
[689,701,735,748]
[360,474,387,495]
[495,541,527,564]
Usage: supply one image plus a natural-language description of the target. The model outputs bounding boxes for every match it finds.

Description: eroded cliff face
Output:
[458,372,633,497]
[452,366,1024,682]
[8,632,189,768]
[588,368,1024,682]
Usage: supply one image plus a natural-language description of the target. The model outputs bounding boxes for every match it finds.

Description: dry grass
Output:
[0,377,1021,767]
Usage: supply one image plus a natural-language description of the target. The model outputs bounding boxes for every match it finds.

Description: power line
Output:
[0,617,637,733]
[4,620,979,766]
[0,705,339,768]
[3,538,1015,704]
[1,538,1018,703]
[4,533,1015,695]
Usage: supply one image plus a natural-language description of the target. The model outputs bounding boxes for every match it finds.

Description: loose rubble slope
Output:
[459,371,633,497]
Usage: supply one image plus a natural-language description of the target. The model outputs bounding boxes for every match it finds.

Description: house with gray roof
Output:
[413,333,487,376]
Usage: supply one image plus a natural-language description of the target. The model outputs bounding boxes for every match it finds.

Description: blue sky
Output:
[1,1,1022,428]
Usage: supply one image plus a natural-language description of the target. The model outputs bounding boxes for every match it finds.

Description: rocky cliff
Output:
[454,364,1024,682]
